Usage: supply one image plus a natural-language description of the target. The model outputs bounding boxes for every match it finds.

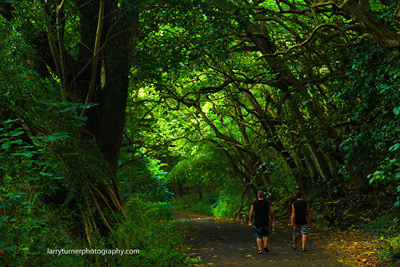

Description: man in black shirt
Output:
[291,190,310,252]
[249,191,275,254]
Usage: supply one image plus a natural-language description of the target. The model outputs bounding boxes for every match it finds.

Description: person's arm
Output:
[249,205,254,226]
[270,206,275,226]
[291,204,295,227]
[306,203,310,224]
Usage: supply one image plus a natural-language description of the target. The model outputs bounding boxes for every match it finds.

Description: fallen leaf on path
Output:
[246,255,253,258]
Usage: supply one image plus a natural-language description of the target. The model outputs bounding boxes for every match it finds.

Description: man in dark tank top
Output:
[249,191,275,254]
[291,190,310,252]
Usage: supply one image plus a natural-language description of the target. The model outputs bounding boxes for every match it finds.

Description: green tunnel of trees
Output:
[1,0,400,265]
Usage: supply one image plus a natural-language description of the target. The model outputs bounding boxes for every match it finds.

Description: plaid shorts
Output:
[293,224,307,236]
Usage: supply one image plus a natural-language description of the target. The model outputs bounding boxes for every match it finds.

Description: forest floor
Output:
[174,211,394,267]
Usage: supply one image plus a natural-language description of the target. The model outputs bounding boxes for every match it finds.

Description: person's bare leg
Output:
[256,238,262,251]
[293,235,298,247]
[263,236,269,252]
[302,235,307,250]
[263,236,268,247]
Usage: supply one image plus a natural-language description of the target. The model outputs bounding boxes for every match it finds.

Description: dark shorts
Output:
[253,225,269,239]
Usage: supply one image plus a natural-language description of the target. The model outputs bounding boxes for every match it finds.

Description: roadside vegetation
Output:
[1,0,400,266]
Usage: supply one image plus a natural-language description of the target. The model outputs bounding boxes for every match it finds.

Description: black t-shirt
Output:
[252,199,270,227]
[293,199,308,225]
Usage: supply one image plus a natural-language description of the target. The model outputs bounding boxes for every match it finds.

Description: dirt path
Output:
[175,212,344,267]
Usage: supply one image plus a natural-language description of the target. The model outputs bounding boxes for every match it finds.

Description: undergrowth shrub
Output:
[0,119,85,266]
[389,235,400,259]
[0,120,186,266]
[213,180,252,218]
[114,197,187,266]
[213,192,242,218]
[171,193,217,216]
[357,214,399,237]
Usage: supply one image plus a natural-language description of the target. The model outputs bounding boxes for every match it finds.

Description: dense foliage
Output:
[1,0,400,265]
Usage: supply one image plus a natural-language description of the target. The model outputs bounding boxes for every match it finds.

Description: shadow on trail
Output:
[176,216,344,267]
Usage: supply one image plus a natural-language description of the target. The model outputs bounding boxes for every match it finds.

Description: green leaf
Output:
[39,172,53,177]
[389,143,400,151]
[1,142,10,149]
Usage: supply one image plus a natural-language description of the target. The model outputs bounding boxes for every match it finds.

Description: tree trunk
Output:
[0,0,140,240]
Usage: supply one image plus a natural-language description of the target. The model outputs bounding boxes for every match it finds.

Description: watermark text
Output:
[47,248,140,256]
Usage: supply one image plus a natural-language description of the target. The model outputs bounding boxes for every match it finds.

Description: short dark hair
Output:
[295,190,303,199]
[257,191,265,198]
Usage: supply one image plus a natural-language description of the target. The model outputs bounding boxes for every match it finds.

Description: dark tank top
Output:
[293,199,307,225]
[252,199,270,226]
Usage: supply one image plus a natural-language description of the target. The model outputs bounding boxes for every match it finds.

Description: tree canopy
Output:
[1,0,400,265]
